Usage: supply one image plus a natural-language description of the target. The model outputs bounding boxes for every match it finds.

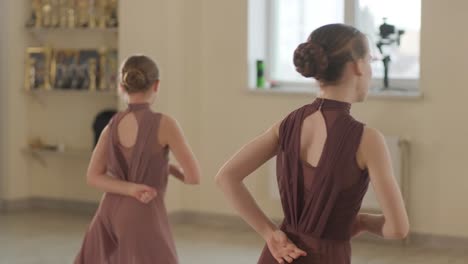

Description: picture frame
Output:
[51,49,79,89]
[24,47,52,91]
[24,47,115,92]
[104,49,118,91]
[77,49,101,90]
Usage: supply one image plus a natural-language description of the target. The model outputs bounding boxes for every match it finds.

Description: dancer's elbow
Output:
[385,229,409,239]
[214,169,229,188]
[214,172,224,187]
[384,222,410,239]
[86,173,98,187]
[215,168,238,189]
[184,175,200,185]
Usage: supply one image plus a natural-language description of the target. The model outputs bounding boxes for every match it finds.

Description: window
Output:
[248,0,421,92]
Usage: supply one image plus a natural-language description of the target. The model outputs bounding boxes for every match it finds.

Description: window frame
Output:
[251,0,421,93]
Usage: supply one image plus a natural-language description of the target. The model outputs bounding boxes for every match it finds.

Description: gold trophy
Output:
[50,0,60,27]
[42,0,52,28]
[88,58,97,91]
[58,0,68,28]
[66,0,76,28]
[97,0,109,28]
[76,0,90,28]
[34,0,43,28]
[107,0,118,28]
[89,0,97,28]
[26,0,43,28]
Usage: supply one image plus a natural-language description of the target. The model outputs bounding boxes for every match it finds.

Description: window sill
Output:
[247,87,423,100]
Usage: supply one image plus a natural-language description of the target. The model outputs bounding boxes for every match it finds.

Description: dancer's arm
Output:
[351,213,385,237]
[169,164,185,182]
[159,115,201,185]
[357,127,409,239]
[86,126,156,203]
[216,122,307,264]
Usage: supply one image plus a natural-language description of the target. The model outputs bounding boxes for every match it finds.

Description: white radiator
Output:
[268,136,410,213]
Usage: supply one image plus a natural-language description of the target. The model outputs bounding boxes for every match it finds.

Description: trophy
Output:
[50,0,60,27]
[58,0,68,28]
[96,0,109,28]
[76,0,90,27]
[66,0,76,28]
[107,0,118,28]
[26,0,42,28]
[42,0,52,28]
[88,58,97,91]
[88,0,97,28]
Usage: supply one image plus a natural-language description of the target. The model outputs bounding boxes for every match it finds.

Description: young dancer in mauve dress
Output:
[216,24,409,264]
[75,55,201,264]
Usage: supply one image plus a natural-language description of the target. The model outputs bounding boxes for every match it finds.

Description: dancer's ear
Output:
[152,80,160,92]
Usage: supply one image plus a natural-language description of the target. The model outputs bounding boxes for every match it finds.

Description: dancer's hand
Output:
[128,183,157,204]
[265,229,307,263]
[351,214,364,238]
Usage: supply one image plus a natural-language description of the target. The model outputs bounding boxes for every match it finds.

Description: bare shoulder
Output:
[356,126,386,168]
[158,113,179,131]
[100,124,111,138]
[361,126,385,147]
[271,120,281,138]
[157,113,183,145]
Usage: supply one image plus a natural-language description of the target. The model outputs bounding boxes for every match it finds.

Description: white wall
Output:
[118,0,200,212]
[0,0,5,202]
[0,0,29,201]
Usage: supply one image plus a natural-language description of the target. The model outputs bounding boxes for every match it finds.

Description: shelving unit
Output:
[23,3,120,162]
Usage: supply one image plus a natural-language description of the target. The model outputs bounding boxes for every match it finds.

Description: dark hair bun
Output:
[122,69,147,92]
[293,42,329,79]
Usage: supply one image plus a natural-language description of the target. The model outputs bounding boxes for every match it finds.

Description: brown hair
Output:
[120,55,159,94]
[293,24,367,84]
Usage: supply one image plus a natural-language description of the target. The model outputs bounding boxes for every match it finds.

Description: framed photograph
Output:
[51,49,79,89]
[24,47,52,90]
[104,49,118,91]
[77,49,101,90]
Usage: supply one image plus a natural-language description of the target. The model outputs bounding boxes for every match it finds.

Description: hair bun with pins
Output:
[122,69,148,92]
[293,42,329,79]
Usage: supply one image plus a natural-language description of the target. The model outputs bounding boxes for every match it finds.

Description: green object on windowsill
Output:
[256,60,265,88]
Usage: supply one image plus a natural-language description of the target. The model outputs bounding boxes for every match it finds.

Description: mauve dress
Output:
[74,103,178,264]
[258,98,370,264]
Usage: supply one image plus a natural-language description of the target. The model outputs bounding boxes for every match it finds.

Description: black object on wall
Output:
[92,109,117,148]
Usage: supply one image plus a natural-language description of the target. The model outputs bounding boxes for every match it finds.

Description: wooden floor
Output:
[0,209,466,264]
